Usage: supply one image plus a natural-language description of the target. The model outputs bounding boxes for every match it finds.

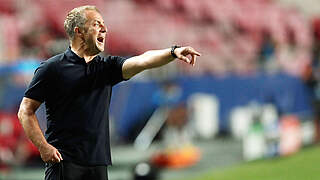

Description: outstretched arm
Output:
[18,97,63,163]
[122,46,201,79]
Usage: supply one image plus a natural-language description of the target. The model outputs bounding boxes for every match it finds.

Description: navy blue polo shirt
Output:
[24,47,127,166]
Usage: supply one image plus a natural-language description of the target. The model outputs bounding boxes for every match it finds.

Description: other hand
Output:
[39,143,63,163]
[174,46,201,66]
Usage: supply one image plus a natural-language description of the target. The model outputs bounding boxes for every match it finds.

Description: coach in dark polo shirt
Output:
[18,5,200,180]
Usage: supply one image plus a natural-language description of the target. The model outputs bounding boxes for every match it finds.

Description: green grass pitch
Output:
[180,145,320,180]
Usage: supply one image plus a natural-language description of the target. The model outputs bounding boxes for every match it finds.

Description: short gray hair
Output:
[64,5,100,40]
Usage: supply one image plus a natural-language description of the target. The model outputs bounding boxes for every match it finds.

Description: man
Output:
[17,5,200,180]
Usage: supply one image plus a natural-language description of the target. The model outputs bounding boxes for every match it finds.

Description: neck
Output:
[70,42,97,63]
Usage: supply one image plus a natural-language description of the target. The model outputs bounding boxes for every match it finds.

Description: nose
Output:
[100,24,107,33]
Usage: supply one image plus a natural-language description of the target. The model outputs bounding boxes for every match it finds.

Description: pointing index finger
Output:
[187,48,201,56]
[192,50,201,56]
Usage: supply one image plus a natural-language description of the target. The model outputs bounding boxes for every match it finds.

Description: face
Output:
[82,10,107,55]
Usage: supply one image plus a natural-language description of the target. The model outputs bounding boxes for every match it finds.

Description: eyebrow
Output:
[95,20,104,24]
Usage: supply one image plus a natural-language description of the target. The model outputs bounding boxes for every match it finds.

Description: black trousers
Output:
[45,161,108,180]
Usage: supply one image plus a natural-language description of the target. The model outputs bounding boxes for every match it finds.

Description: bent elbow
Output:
[17,97,41,125]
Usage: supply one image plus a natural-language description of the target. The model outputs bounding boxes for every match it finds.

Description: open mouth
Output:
[97,37,104,43]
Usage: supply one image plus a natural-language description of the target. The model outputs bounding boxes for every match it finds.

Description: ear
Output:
[74,27,83,37]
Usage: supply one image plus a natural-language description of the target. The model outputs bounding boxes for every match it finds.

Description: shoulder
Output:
[36,53,64,74]
[46,53,64,65]
[43,52,66,67]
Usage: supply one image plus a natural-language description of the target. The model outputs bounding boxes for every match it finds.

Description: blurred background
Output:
[0,0,320,179]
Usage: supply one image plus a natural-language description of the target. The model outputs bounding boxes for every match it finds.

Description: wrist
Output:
[38,142,50,152]
[171,45,181,58]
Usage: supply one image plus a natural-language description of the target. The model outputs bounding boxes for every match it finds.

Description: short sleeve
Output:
[24,61,53,102]
[103,56,127,86]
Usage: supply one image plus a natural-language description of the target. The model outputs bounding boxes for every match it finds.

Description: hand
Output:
[174,46,201,66]
[39,143,63,163]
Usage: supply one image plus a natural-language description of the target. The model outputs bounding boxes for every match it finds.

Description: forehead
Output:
[85,10,104,22]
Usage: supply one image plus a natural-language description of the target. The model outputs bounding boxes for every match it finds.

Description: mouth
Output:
[97,37,104,44]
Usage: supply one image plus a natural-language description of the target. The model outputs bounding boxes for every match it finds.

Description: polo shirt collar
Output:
[65,47,86,64]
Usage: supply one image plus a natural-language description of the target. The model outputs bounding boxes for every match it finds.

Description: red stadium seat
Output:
[34,0,105,34]
[0,0,16,14]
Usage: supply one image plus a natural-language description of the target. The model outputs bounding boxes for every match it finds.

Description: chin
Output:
[98,46,104,52]
[96,43,105,52]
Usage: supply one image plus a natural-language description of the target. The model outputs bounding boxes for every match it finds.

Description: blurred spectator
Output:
[306,17,320,142]
[258,30,276,72]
